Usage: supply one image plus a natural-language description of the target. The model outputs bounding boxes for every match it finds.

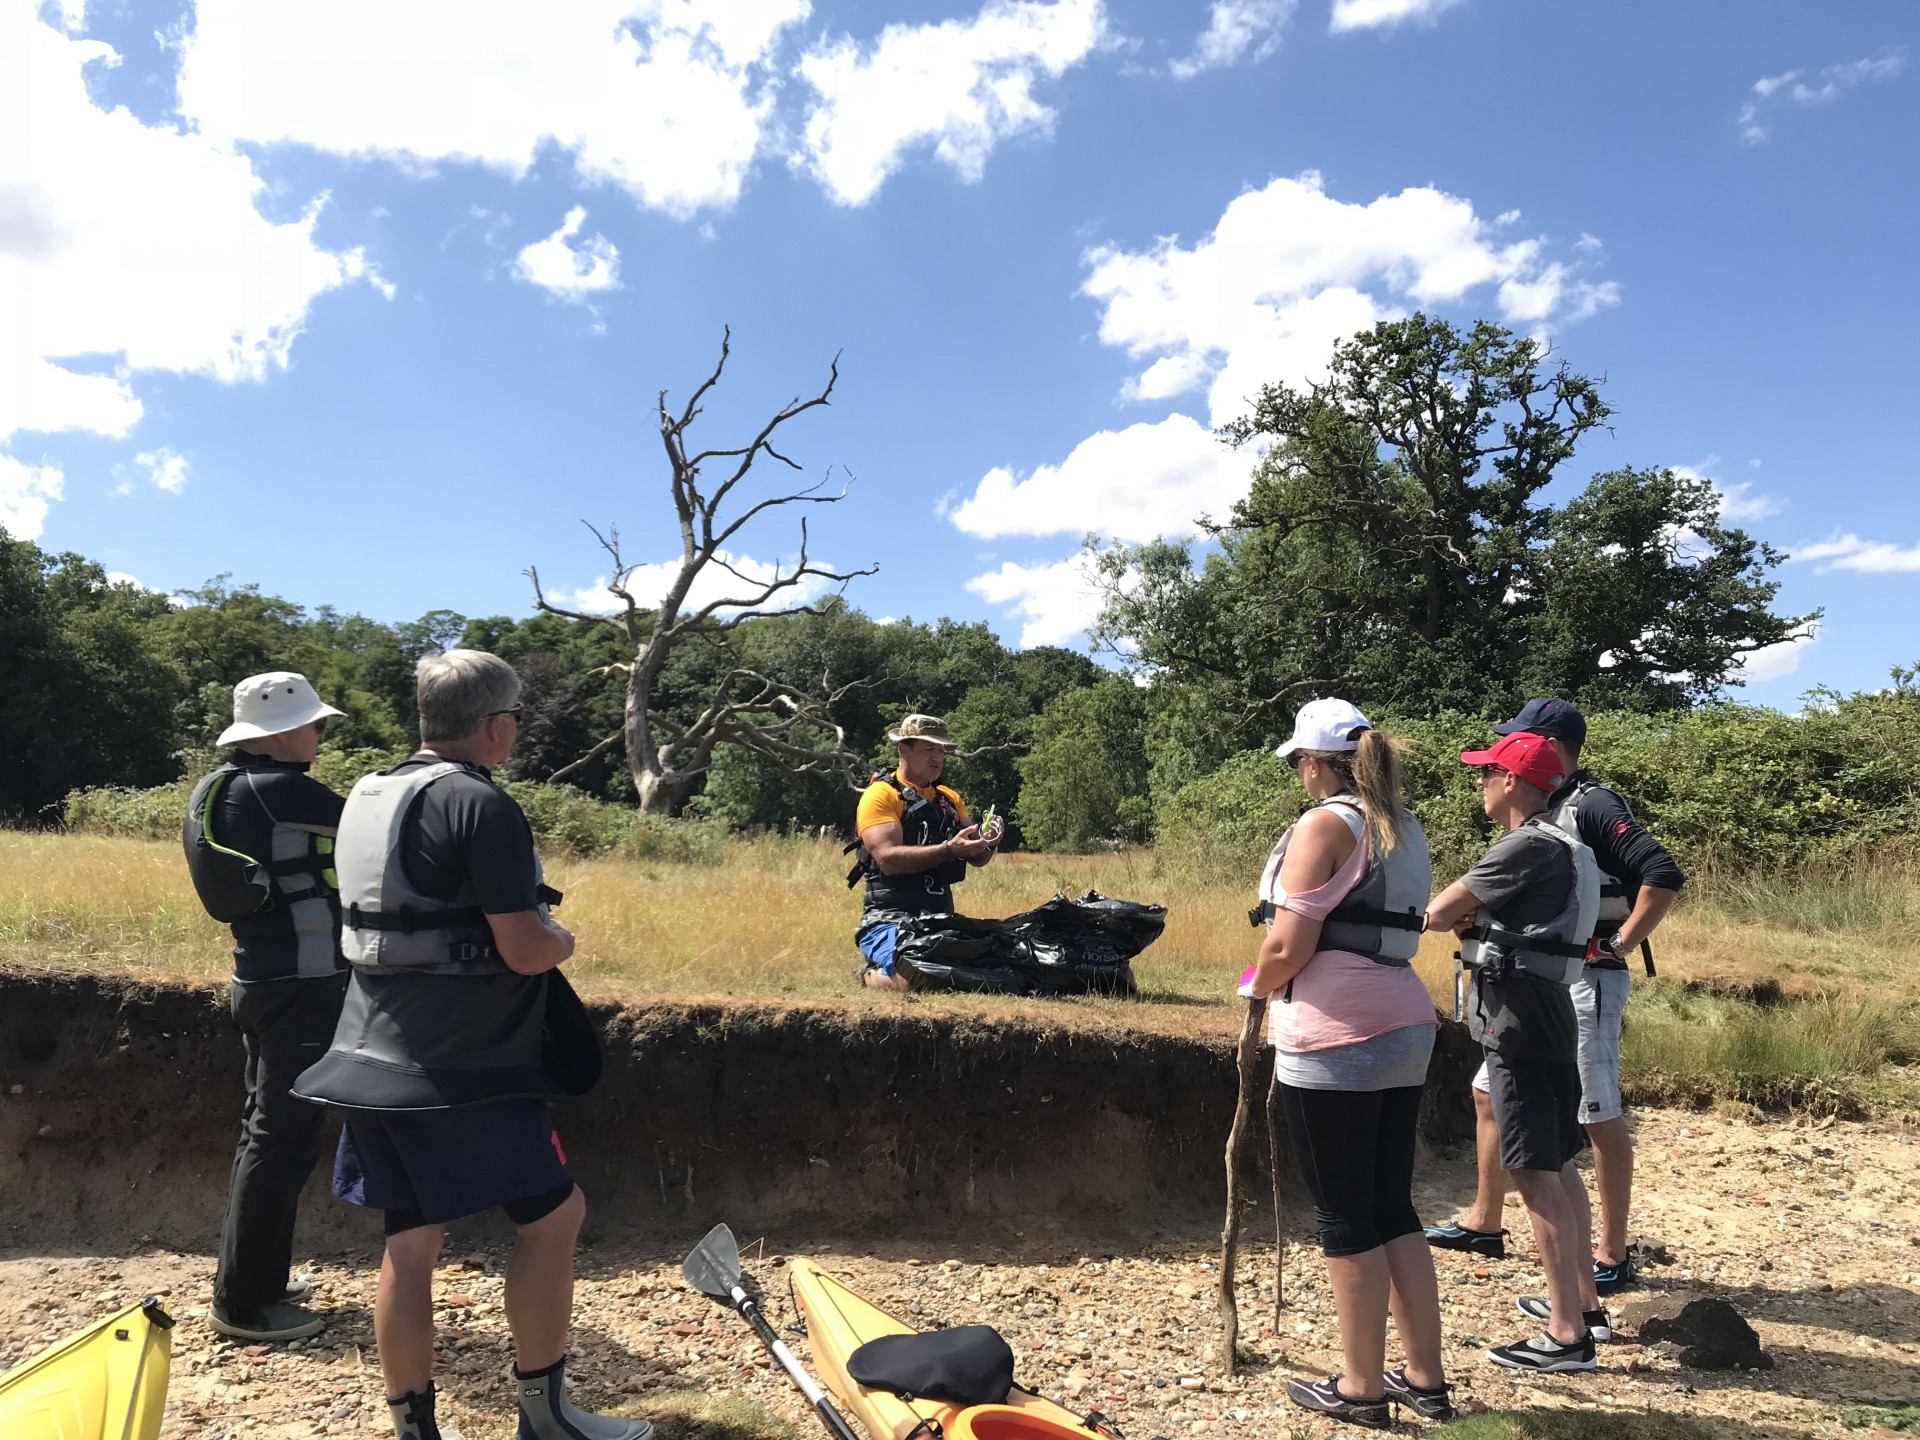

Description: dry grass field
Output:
[3,830,1916,1106]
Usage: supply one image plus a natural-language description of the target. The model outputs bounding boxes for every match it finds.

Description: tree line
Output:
[4,314,1852,856]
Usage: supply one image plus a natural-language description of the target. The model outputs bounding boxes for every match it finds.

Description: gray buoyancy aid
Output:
[1251,795,1431,967]
[335,761,548,975]
[845,774,969,920]
[294,759,599,1112]
[183,763,340,978]
[1548,779,1636,930]
[1459,817,1601,986]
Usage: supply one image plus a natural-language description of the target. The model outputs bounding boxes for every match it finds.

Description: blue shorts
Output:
[332,1101,572,1228]
[856,921,900,976]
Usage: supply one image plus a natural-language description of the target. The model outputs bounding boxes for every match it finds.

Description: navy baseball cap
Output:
[1492,697,1587,748]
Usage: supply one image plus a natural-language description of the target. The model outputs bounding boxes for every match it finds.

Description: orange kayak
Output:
[786,1260,1117,1440]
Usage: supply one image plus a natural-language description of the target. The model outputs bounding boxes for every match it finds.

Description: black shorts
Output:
[1484,1049,1585,1173]
[331,1101,573,1230]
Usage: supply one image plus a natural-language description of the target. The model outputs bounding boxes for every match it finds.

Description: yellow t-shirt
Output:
[855,769,969,838]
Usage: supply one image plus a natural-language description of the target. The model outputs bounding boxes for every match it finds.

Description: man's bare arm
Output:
[487,910,575,976]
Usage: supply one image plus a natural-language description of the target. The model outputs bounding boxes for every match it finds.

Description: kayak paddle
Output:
[682,1224,865,1440]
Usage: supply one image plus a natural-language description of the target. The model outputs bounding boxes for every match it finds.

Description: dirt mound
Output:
[0,972,1478,1254]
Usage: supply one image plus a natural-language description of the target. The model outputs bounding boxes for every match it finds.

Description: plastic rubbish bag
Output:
[885,890,1164,996]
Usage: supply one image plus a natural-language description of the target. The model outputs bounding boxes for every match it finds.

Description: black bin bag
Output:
[888,890,1164,996]
[847,1326,1015,1405]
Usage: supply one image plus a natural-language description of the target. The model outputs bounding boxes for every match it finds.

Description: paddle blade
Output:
[682,1223,744,1301]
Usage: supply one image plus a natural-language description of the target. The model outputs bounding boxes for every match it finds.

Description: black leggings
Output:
[1277,1082,1425,1258]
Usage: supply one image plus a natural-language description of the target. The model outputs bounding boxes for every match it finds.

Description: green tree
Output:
[0,531,184,818]
[1014,677,1152,851]
[1093,315,1811,732]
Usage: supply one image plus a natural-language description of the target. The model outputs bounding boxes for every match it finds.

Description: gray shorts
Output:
[1471,965,1628,1125]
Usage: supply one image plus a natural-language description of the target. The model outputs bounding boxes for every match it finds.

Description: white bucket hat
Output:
[218,672,345,745]
[1275,697,1372,759]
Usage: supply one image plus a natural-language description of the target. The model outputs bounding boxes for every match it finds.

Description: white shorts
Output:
[1470,966,1628,1124]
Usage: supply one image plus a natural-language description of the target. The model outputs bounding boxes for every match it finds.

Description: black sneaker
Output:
[1424,1221,1507,1258]
[1487,1330,1597,1373]
[1382,1367,1455,1420]
[1515,1295,1612,1342]
[207,1301,324,1343]
[1284,1376,1392,1429]
[1593,1255,1637,1295]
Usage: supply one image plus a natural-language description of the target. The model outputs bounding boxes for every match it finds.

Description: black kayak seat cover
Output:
[847,1326,1014,1406]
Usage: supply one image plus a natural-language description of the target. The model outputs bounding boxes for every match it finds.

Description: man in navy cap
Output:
[1426,698,1684,1301]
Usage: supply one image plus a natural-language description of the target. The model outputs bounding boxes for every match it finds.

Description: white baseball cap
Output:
[1275,697,1373,758]
[218,672,346,745]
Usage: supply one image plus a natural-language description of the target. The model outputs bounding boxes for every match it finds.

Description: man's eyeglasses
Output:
[487,704,524,720]
[1475,765,1509,786]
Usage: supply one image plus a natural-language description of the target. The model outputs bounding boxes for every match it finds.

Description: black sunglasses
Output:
[486,704,524,719]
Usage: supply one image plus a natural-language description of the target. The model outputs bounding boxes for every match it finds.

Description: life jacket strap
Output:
[1463,920,1591,961]
[345,902,489,934]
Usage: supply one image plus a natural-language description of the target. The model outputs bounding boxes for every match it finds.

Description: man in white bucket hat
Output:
[182,672,350,1343]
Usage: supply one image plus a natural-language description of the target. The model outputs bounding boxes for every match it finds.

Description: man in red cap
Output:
[1425,732,1603,1374]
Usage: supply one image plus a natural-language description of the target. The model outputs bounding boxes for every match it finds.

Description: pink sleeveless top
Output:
[1264,822,1438,1053]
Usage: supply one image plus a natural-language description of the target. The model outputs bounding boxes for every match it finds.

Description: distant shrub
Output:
[62,781,191,841]
[63,764,731,866]
[1155,686,1920,884]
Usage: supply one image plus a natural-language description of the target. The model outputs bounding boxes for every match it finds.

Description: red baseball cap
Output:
[1459,731,1570,793]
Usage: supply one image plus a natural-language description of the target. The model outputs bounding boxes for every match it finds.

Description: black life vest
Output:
[182,762,337,923]
[844,773,969,918]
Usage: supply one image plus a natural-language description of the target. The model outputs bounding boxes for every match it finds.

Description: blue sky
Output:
[4,0,1916,708]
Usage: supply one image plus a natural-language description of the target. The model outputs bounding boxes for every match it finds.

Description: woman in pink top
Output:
[1247,699,1450,1428]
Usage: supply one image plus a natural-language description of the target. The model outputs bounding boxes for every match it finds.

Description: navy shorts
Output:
[332,1101,572,1229]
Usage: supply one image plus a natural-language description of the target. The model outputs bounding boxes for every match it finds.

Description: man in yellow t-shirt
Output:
[849,713,1002,990]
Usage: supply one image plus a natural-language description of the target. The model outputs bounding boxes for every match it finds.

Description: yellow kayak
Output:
[787,1260,1115,1440]
[0,1297,174,1440]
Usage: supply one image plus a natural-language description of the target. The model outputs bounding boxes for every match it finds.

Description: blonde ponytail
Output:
[1304,728,1408,855]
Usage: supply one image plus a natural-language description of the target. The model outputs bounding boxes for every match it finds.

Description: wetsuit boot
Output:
[389,1385,464,1440]
[515,1356,652,1440]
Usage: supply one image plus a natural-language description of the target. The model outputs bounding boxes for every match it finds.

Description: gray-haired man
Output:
[296,650,642,1440]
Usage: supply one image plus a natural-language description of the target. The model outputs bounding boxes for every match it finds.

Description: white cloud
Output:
[1671,463,1783,524]
[1731,623,1819,684]
[950,414,1247,543]
[514,207,621,302]
[1737,49,1906,144]
[554,548,834,616]
[1329,0,1463,34]
[0,453,64,540]
[103,570,150,590]
[964,554,1104,647]
[792,0,1107,207]
[0,4,381,450]
[177,0,812,219]
[1170,0,1294,79]
[135,447,190,494]
[1790,532,1920,574]
[1079,173,1615,434]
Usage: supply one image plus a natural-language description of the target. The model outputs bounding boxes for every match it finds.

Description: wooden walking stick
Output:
[1265,1049,1286,1326]
[1218,994,1268,1374]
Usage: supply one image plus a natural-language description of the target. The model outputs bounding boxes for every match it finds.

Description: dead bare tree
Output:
[528,330,878,814]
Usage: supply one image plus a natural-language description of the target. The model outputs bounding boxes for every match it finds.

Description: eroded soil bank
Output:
[0,972,1478,1254]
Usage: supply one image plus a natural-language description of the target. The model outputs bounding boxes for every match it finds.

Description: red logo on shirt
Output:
[1613,820,1629,837]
